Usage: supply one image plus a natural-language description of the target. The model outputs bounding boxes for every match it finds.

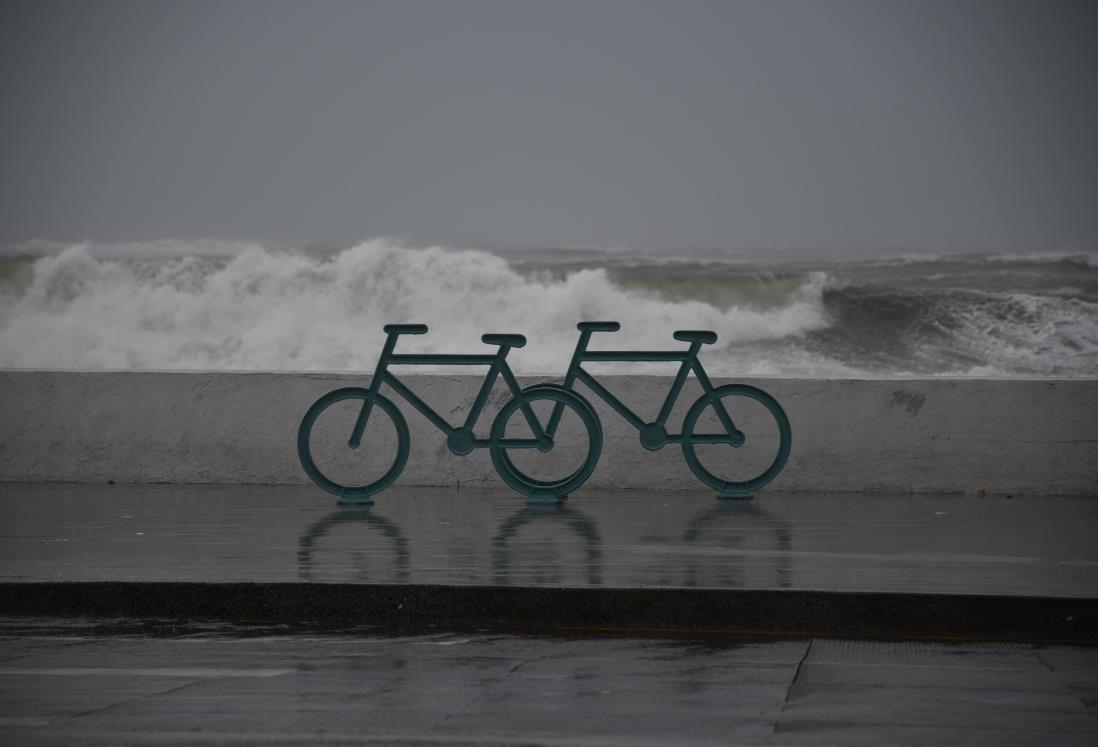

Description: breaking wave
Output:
[1,238,1096,377]
[0,240,831,373]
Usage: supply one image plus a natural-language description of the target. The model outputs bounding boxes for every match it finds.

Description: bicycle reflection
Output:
[296,498,786,589]
[298,507,410,583]
[681,501,793,588]
[492,503,603,586]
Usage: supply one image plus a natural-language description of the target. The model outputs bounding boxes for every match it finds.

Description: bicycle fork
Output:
[543,329,593,439]
[349,333,399,448]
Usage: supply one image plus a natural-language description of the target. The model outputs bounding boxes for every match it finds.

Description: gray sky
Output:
[2,0,1096,252]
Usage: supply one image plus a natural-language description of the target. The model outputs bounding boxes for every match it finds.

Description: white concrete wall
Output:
[1,371,1095,496]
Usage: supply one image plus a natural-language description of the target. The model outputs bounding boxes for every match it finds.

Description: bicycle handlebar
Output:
[577,321,621,333]
[383,324,428,336]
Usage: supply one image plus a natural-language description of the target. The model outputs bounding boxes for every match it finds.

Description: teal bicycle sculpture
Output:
[298,322,791,504]
[297,325,603,504]
[544,321,791,498]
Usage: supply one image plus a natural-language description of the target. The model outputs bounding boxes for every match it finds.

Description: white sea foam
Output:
[948,291,1098,376]
[3,238,1096,377]
[0,240,832,373]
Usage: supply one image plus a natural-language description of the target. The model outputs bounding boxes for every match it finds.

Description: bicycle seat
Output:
[482,333,527,349]
[383,324,428,336]
[577,321,621,332]
[673,330,718,345]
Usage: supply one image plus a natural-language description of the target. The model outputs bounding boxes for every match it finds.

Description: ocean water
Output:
[1,238,1096,378]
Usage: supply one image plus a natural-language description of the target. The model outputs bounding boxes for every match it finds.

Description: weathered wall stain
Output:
[891,390,927,417]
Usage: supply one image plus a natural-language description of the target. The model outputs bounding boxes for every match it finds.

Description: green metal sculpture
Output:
[298,324,602,505]
[550,321,791,498]
[297,322,791,504]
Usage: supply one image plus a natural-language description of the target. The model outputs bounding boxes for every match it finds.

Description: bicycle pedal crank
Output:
[447,428,476,455]
[639,423,668,450]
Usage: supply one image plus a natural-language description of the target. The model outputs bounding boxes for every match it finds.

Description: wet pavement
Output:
[2,485,1097,743]
[2,483,1097,597]
[0,624,1095,746]
[2,481,1098,597]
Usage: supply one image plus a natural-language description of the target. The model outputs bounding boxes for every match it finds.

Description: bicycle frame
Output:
[351,334,548,451]
[547,330,738,446]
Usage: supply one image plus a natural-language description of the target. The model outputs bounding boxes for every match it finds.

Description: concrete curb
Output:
[3,582,1095,644]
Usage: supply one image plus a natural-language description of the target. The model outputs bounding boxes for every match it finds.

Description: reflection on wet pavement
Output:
[1,483,1096,597]
[298,507,410,583]
[492,503,603,586]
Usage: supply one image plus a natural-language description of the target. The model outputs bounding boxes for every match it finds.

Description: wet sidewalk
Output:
[2,483,1096,596]
[2,484,1097,744]
[1,623,1096,746]
[1,483,1097,642]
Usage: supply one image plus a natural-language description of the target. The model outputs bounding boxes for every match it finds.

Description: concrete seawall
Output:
[1,371,1095,496]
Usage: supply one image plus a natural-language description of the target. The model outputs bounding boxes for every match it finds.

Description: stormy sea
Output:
[1,239,1095,378]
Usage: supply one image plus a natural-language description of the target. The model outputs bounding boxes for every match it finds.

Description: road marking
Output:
[0,667,292,677]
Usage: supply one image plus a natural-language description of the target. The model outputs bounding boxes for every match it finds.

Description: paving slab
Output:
[0,629,1095,746]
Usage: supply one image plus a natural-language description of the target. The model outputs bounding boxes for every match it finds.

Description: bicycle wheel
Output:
[681,384,791,496]
[297,387,410,503]
[490,384,602,501]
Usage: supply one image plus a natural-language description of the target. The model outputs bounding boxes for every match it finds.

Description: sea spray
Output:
[0,240,830,373]
[1,239,1095,377]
